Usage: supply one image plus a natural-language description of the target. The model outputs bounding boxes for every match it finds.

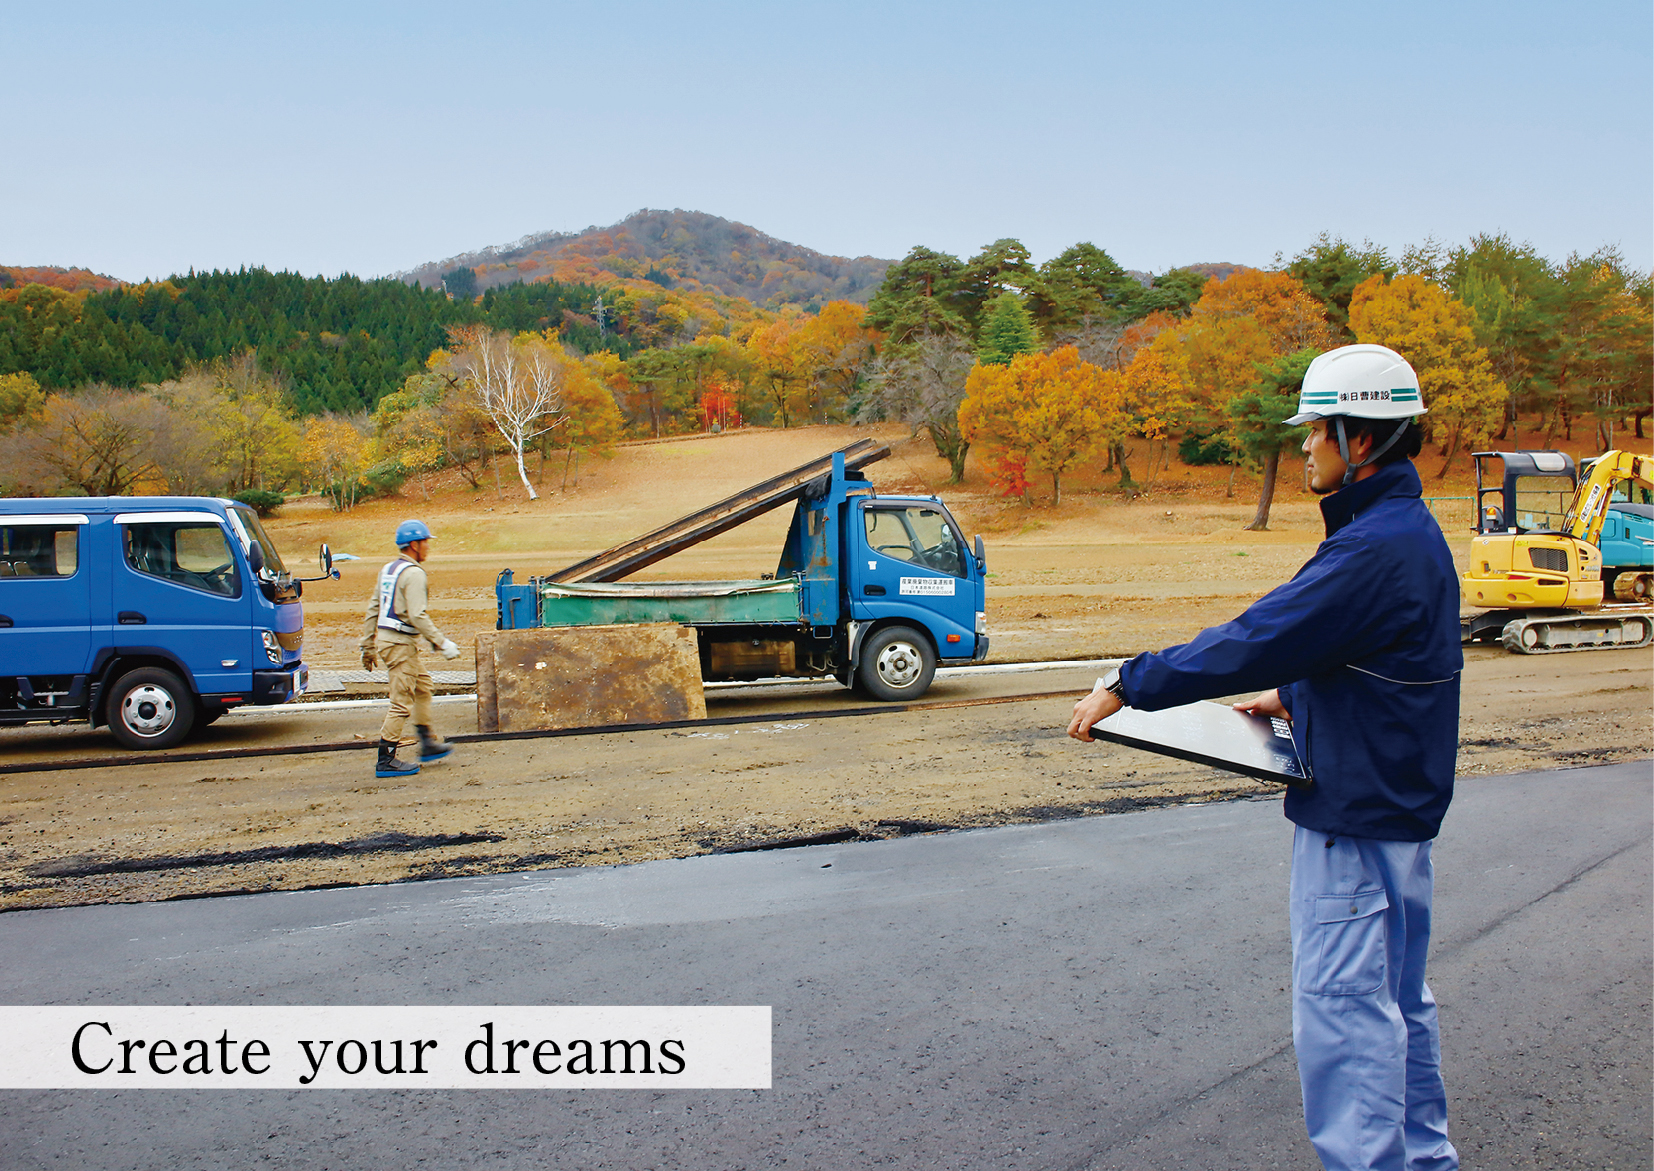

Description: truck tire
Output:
[856,625,935,702]
[108,667,195,750]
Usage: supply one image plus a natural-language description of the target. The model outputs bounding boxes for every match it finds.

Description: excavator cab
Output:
[1470,450,1576,534]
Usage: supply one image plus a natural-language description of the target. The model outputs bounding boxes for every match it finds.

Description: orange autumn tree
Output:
[958,346,1124,505]
[793,300,881,422]
[1153,270,1338,493]
[552,350,625,488]
[1348,273,1508,475]
[744,312,811,427]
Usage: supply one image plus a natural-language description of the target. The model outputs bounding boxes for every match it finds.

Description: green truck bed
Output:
[539,578,803,628]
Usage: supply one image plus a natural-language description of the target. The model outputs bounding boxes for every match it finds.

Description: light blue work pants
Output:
[1290,826,1458,1171]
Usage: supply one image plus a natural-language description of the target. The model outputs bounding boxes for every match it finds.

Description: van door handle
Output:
[863,585,886,596]
[118,611,147,625]
[0,614,12,628]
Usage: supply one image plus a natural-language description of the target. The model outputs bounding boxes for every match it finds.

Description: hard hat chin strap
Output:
[1335,416,1411,487]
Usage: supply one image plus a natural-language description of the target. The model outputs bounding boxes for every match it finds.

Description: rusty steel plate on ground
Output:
[477,624,706,734]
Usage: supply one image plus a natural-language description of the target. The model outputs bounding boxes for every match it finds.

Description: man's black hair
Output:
[1340,417,1423,465]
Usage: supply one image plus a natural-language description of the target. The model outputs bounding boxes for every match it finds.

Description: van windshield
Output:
[229,506,287,575]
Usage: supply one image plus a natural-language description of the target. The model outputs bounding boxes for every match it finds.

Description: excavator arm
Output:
[1565,451,1654,547]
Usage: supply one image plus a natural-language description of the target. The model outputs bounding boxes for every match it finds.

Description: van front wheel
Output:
[109,667,195,750]
[856,626,936,702]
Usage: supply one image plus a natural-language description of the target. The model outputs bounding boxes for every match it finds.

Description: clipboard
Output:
[1087,700,1313,786]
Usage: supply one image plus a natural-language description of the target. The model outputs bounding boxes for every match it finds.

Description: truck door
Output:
[114,512,252,694]
[0,514,92,677]
[852,502,977,651]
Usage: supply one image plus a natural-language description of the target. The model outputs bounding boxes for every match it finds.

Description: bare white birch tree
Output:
[451,328,565,500]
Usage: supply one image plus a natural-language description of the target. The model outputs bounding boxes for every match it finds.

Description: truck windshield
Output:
[229,506,287,575]
[864,505,967,577]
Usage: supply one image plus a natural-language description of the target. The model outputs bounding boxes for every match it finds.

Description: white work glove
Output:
[439,638,460,661]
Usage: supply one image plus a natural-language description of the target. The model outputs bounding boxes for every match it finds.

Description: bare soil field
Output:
[1,425,1648,909]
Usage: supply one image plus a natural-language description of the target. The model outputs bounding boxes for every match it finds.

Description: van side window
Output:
[124,522,242,598]
[0,525,78,578]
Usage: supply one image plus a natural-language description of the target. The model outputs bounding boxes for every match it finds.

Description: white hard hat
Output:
[1285,344,1427,426]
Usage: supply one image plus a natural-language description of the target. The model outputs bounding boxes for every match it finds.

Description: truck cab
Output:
[776,455,988,699]
[0,496,315,749]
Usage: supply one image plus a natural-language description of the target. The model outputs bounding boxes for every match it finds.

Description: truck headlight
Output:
[975,611,987,635]
[261,630,283,664]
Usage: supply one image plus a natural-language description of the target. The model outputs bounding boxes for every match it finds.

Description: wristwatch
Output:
[1094,667,1127,705]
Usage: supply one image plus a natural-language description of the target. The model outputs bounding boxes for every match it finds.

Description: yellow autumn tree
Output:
[1121,347,1193,488]
[1349,274,1508,475]
[745,312,811,427]
[794,300,881,422]
[214,352,303,491]
[958,346,1123,505]
[555,353,626,488]
[301,415,371,511]
[0,371,46,435]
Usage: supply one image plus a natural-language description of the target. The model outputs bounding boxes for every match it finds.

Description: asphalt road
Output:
[0,761,1647,1170]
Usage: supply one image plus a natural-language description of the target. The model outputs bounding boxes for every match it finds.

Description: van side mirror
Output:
[320,543,338,580]
[974,534,986,573]
[247,541,266,575]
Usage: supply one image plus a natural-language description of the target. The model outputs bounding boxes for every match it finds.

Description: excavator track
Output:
[1496,608,1654,654]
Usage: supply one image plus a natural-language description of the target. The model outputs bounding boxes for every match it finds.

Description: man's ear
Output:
[1347,426,1376,463]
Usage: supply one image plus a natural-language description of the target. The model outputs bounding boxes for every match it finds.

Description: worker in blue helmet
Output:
[359,519,461,777]
[1069,345,1462,1171]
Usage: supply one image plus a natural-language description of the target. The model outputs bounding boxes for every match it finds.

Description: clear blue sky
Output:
[4,0,1650,281]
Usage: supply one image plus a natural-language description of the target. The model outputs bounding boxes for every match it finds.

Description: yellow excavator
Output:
[1461,448,1654,653]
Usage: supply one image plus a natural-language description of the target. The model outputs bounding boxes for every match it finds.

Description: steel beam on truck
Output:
[547,439,890,583]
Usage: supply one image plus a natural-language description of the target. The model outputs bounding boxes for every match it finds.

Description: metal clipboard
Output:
[1087,701,1313,787]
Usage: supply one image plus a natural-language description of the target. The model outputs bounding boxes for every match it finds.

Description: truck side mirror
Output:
[247,541,266,575]
[320,543,338,580]
[974,535,986,572]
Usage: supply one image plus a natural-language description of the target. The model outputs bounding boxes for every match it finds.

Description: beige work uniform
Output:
[360,555,450,745]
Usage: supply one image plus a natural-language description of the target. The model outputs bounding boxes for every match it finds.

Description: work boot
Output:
[416,724,453,764]
[375,738,421,778]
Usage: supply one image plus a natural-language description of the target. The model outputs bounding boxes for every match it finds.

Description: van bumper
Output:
[252,663,307,705]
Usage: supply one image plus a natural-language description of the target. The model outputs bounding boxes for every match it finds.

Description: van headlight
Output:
[261,630,283,664]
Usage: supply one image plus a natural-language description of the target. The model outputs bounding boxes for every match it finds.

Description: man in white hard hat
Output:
[359,519,462,778]
[1070,344,1462,1170]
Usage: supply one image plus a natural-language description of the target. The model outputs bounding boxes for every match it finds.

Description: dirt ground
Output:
[2,426,1649,910]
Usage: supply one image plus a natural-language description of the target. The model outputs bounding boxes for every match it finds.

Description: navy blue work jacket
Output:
[1118,459,1462,840]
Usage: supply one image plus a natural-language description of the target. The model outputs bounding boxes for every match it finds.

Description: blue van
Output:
[0,497,330,749]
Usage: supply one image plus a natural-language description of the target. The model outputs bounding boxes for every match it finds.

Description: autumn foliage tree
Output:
[443,327,566,499]
[1,388,162,496]
[302,415,372,510]
[1348,274,1507,475]
[959,346,1122,505]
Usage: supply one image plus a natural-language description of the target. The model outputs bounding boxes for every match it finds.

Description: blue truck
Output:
[495,442,989,700]
[0,496,329,749]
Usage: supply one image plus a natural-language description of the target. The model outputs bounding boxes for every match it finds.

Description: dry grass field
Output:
[277,421,1493,668]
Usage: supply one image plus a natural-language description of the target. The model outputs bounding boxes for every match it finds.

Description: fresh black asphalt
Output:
[0,761,1647,1170]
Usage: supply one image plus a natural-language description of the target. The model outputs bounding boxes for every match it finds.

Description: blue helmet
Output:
[394,519,433,547]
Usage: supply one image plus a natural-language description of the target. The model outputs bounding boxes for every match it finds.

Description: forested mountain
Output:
[0,270,626,413]
[398,209,894,309]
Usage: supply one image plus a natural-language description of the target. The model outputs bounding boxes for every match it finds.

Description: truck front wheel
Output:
[857,626,936,702]
[108,667,196,750]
